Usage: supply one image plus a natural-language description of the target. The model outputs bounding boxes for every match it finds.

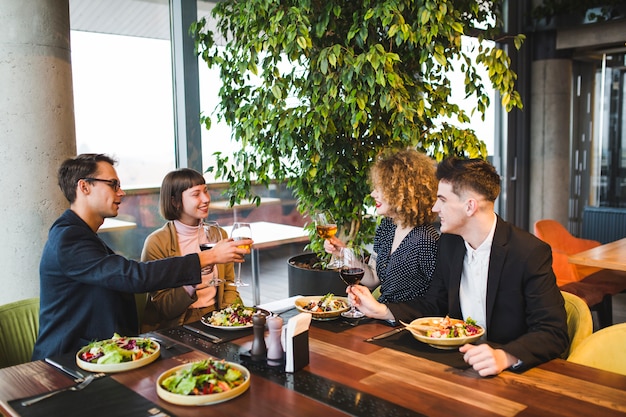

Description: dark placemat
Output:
[183,319,254,343]
[141,332,192,359]
[9,376,174,417]
[369,329,470,369]
[279,307,374,333]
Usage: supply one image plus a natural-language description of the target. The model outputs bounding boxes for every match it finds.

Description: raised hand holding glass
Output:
[198,221,224,286]
[339,247,365,319]
[314,211,342,269]
[230,222,252,287]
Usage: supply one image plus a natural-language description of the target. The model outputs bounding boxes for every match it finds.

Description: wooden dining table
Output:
[1,315,625,417]
[568,237,626,272]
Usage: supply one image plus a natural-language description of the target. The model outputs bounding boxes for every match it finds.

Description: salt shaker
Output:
[250,312,267,361]
[266,315,284,365]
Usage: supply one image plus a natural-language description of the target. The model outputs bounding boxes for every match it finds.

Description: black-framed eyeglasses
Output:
[80,177,121,192]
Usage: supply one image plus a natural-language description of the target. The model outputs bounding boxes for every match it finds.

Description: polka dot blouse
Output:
[374,217,439,304]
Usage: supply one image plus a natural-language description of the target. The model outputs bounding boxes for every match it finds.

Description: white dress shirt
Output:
[459,215,497,334]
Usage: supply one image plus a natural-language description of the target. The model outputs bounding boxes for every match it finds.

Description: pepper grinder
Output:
[250,312,267,361]
[266,315,284,365]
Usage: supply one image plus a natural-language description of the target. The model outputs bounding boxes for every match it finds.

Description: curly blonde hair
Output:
[370,149,438,227]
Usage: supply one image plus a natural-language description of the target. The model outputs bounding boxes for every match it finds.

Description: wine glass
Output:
[314,211,342,269]
[198,221,224,286]
[339,246,365,319]
[230,222,252,287]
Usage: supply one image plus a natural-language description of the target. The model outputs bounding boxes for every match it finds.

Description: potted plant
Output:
[191,1,524,293]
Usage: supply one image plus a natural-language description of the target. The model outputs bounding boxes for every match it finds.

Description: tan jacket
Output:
[139,222,240,332]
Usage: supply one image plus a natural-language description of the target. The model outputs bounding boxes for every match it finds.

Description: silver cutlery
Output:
[364,327,405,342]
[44,358,85,380]
[182,324,223,343]
[21,374,95,406]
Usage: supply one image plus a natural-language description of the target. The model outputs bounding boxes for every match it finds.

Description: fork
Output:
[21,374,95,406]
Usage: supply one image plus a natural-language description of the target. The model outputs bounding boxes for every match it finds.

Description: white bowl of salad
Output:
[406,316,484,350]
[294,294,349,320]
[201,304,269,330]
[76,333,160,373]
[157,358,250,405]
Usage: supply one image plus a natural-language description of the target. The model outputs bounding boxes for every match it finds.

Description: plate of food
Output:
[201,304,269,330]
[76,333,160,372]
[157,358,250,406]
[403,316,484,350]
[294,293,350,320]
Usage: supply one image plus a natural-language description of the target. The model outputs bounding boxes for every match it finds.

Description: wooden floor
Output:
[238,243,626,328]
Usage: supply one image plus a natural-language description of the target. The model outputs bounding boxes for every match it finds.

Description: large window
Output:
[71,31,176,187]
[592,53,626,207]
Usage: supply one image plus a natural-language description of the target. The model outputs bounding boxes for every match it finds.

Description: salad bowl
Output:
[156,359,250,405]
[294,295,349,320]
[406,317,484,350]
[201,305,269,330]
[76,335,160,373]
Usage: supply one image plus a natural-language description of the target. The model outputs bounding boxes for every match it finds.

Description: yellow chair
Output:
[561,291,593,358]
[567,323,626,375]
[0,298,40,368]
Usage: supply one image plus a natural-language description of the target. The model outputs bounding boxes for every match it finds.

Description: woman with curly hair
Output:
[324,148,439,303]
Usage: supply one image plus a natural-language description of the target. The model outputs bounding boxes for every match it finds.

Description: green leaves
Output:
[192,0,523,250]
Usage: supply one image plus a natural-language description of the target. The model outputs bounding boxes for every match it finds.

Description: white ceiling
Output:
[69,0,217,40]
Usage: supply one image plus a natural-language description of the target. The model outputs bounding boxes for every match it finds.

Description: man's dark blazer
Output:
[387,216,569,370]
[32,209,202,360]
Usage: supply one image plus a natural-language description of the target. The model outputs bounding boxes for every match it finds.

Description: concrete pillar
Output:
[529,59,572,229]
[0,0,76,304]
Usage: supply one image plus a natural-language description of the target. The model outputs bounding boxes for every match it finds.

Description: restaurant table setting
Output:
[366,326,471,370]
[9,372,174,417]
[2,295,626,417]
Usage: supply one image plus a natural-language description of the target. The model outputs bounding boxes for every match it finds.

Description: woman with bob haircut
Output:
[140,168,240,331]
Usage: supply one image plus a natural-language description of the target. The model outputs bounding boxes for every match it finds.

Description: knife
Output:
[364,327,405,342]
[44,358,85,380]
[183,325,223,343]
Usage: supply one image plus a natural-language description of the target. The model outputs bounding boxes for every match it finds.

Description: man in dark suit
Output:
[32,154,252,360]
[351,157,568,376]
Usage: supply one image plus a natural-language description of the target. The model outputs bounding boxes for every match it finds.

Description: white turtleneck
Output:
[173,220,217,308]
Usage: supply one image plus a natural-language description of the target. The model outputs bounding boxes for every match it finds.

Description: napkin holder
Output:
[282,312,312,373]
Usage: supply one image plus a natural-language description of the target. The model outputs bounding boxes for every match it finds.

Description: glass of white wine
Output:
[230,222,252,287]
[314,211,342,269]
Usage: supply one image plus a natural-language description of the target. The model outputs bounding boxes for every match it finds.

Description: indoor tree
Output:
[192,0,525,260]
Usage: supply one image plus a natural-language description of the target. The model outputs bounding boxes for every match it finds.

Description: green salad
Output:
[78,333,157,364]
[205,304,256,327]
[161,359,246,395]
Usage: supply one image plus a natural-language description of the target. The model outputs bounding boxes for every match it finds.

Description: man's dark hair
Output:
[436,157,501,202]
[58,154,117,203]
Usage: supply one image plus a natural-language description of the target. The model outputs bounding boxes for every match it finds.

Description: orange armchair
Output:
[534,219,603,286]
[534,219,626,328]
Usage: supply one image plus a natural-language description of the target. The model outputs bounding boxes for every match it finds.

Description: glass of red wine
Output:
[198,221,224,286]
[339,246,365,319]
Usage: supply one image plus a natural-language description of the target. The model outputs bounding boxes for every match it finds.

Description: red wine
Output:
[199,243,215,251]
[339,267,364,286]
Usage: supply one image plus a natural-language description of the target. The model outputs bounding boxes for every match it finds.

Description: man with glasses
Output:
[32,154,252,360]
